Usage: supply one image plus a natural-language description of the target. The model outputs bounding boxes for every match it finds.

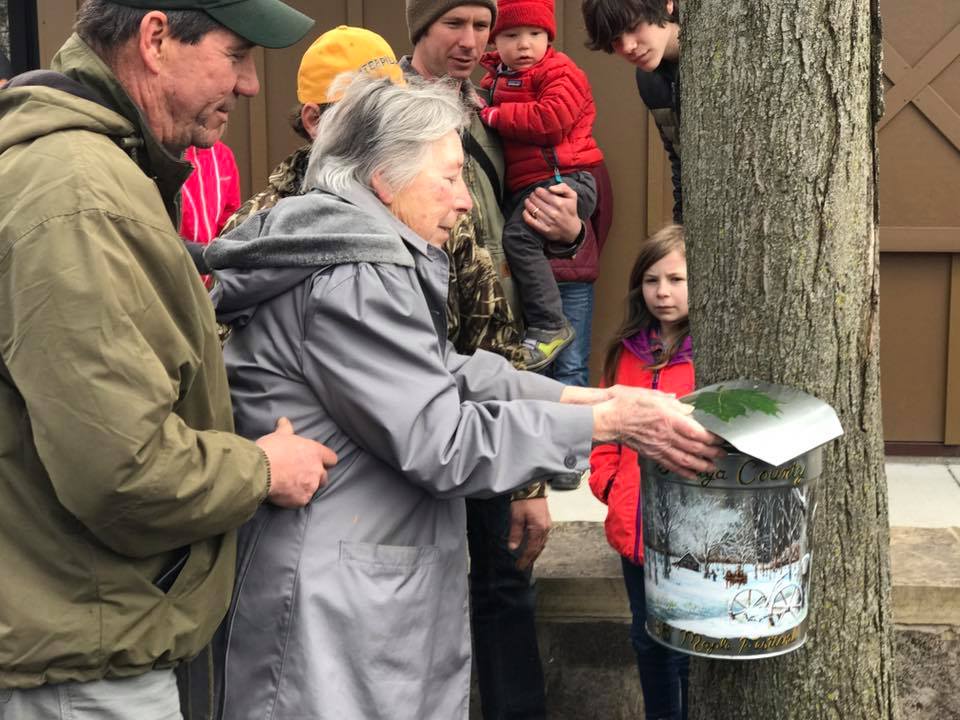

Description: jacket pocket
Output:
[153,546,190,593]
[339,540,440,568]
[156,541,211,599]
[334,541,445,712]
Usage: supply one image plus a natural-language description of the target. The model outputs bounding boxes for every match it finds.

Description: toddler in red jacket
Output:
[590,224,692,720]
[479,0,604,371]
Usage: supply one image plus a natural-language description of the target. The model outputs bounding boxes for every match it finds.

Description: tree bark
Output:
[681,1,898,718]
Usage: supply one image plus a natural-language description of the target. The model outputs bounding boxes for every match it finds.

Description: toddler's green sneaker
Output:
[518,322,575,372]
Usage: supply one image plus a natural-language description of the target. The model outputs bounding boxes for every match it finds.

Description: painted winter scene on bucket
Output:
[641,475,816,640]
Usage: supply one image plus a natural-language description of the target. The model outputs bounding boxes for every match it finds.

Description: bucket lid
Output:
[682,380,843,466]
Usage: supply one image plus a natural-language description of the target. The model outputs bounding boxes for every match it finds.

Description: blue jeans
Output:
[550,282,594,387]
[467,495,546,720]
[621,557,689,720]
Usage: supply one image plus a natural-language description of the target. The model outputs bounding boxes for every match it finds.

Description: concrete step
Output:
[890,526,960,625]
[534,522,960,627]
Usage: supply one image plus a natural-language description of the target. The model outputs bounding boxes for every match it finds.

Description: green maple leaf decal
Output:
[685,387,782,422]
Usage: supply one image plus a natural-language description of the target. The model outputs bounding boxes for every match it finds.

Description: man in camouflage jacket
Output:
[400,2,596,716]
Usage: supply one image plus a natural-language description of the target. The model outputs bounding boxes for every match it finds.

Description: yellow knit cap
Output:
[297,26,404,104]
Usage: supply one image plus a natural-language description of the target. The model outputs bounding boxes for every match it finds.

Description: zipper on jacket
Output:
[632,449,645,565]
[600,444,621,503]
[633,367,661,565]
[540,147,563,185]
[219,512,274,716]
[491,66,507,101]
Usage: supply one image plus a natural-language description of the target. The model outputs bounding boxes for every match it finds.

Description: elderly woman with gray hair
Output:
[205,75,720,719]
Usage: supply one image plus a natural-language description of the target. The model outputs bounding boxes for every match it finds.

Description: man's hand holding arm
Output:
[2,214,335,558]
[256,417,337,508]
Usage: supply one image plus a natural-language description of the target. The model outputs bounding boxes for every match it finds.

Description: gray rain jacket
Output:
[205,182,594,719]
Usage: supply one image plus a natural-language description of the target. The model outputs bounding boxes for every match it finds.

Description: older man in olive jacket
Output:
[0,1,335,717]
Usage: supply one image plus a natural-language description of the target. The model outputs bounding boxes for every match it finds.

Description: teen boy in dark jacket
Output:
[582,0,682,221]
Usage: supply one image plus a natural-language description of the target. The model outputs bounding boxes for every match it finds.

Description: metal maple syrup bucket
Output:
[640,451,820,659]
[636,380,843,660]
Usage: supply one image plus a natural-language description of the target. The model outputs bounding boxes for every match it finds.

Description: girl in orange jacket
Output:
[589,223,691,720]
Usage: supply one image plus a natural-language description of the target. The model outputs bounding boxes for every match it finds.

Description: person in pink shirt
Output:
[180,139,241,286]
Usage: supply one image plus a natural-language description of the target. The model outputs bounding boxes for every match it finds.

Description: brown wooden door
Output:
[877,1,960,446]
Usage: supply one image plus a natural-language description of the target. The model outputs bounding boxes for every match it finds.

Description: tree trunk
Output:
[681,1,898,718]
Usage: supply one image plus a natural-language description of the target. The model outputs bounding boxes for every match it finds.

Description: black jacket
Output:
[636,61,681,222]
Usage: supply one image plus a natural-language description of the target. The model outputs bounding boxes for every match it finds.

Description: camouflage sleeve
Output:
[212,187,282,347]
[446,211,549,500]
[219,186,282,236]
[445,212,529,370]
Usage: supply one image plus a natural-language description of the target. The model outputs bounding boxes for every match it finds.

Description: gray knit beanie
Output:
[406,0,498,45]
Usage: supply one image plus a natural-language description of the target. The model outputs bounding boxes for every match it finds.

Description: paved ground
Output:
[548,457,960,527]
[886,457,960,527]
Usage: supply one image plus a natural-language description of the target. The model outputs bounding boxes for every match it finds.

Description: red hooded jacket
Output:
[479,47,604,192]
[589,331,695,565]
[179,141,241,246]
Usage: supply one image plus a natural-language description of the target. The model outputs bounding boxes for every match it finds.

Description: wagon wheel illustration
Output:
[729,588,766,622]
[768,584,804,626]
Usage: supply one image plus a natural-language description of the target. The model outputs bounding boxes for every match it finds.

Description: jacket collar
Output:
[337,180,437,261]
[399,56,479,103]
[258,149,437,262]
[623,326,693,367]
[50,34,194,223]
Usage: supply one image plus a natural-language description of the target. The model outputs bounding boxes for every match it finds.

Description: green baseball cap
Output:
[112,0,315,49]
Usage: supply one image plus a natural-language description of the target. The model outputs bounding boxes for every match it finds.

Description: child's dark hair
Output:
[601,224,688,385]
[581,0,679,54]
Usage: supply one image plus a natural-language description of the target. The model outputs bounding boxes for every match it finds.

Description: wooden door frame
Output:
[646,117,671,237]
[946,255,960,444]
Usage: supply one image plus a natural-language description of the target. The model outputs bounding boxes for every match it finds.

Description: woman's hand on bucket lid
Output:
[592,385,724,479]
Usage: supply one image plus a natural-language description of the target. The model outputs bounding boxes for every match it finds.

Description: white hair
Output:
[302,73,469,195]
